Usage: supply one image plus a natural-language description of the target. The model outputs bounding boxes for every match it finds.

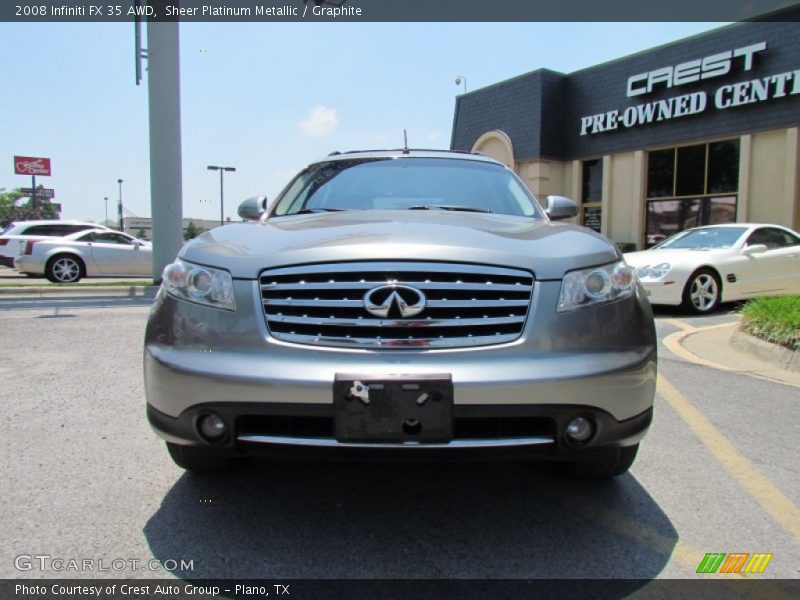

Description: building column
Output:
[523,161,550,196]
[785,127,799,229]
[570,160,581,202]
[737,134,752,223]
[631,150,646,250]
[600,155,612,237]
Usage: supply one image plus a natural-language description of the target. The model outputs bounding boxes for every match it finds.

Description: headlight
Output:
[637,263,670,280]
[161,259,236,311]
[558,261,635,312]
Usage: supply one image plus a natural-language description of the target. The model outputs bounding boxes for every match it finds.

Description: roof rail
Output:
[336,148,480,156]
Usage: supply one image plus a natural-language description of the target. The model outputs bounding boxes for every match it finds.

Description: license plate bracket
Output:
[334,374,453,443]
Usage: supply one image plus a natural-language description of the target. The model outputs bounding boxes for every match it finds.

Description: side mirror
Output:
[238,196,270,221]
[545,195,579,221]
[742,243,768,255]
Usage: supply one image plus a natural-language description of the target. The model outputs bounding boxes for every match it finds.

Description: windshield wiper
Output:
[293,208,349,215]
[407,205,491,213]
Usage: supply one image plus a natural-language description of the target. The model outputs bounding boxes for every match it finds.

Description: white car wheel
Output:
[682,269,720,314]
[46,255,84,284]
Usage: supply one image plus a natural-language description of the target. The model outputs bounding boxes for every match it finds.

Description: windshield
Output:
[272,157,543,218]
[655,226,748,249]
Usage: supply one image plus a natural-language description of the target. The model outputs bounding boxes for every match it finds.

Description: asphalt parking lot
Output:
[0,298,798,584]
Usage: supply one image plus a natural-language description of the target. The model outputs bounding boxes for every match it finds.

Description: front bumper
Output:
[145,278,657,458]
[147,401,653,460]
[639,279,684,306]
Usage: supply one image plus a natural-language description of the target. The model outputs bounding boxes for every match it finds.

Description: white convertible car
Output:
[624,223,800,313]
[14,228,152,283]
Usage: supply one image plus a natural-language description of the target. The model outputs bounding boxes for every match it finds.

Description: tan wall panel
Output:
[747,128,797,226]
[516,159,578,224]
[606,152,640,245]
[478,138,513,167]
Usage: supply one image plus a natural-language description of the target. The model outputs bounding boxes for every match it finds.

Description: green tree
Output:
[184,221,202,240]
[136,228,147,240]
[0,187,57,226]
[0,188,24,227]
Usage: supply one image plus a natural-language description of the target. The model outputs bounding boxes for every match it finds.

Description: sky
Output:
[0,21,726,225]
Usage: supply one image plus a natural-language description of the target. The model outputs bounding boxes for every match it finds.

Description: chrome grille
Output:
[259,262,534,348]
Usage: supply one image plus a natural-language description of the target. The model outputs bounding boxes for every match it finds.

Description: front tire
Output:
[561,444,639,478]
[681,268,721,314]
[166,442,249,474]
[45,255,84,283]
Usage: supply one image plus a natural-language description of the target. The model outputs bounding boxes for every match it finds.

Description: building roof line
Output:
[457,21,761,99]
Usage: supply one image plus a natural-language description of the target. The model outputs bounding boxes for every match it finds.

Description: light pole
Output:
[117,179,124,232]
[207,165,236,226]
[104,196,108,226]
[455,75,467,94]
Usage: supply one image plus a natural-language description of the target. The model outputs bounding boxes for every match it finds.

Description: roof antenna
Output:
[403,129,410,154]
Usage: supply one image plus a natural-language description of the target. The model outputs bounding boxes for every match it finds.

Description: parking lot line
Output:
[546,485,707,571]
[657,374,800,543]
[664,318,697,332]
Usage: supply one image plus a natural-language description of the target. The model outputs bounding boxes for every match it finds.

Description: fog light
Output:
[566,417,594,443]
[199,413,226,441]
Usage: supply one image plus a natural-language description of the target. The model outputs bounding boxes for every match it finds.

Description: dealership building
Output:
[450,20,799,249]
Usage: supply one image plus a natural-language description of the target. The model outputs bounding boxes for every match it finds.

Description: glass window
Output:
[645,140,739,247]
[21,225,57,236]
[581,159,603,203]
[273,157,542,218]
[582,206,602,233]
[646,198,701,245]
[658,226,748,249]
[675,144,706,197]
[707,196,737,225]
[707,140,740,194]
[778,229,800,246]
[94,233,133,245]
[747,227,799,249]
[646,149,674,198]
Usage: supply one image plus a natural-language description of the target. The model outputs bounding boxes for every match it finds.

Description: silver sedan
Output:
[14,229,152,283]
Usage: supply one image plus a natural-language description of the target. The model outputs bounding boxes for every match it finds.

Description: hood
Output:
[624,247,732,267]
[179,210,620,280]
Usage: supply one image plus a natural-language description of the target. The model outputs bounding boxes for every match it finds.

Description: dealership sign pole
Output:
[14,156,52,217]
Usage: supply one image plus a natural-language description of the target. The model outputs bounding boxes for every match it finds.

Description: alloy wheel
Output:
[689,273,718,312]
[52,257,81,283]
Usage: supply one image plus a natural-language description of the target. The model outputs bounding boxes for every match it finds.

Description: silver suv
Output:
[145,150,656,477]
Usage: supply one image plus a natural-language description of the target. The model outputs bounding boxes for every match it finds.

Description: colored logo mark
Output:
[696,552,773,574]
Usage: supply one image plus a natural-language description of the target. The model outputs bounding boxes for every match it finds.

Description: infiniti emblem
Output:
[363,285,427,318]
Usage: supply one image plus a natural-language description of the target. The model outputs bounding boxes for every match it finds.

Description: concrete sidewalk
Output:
[673,321,800,387]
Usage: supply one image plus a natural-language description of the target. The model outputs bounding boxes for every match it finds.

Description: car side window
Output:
[21,225,57,236]
[63,225,95,234]
[746,228,786,250]
[777,229,800,247]
[94,233,133,245]
[76,232,95,242]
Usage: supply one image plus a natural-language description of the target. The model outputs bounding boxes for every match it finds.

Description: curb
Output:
[0,285,158,299]
[731,329,800,373]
